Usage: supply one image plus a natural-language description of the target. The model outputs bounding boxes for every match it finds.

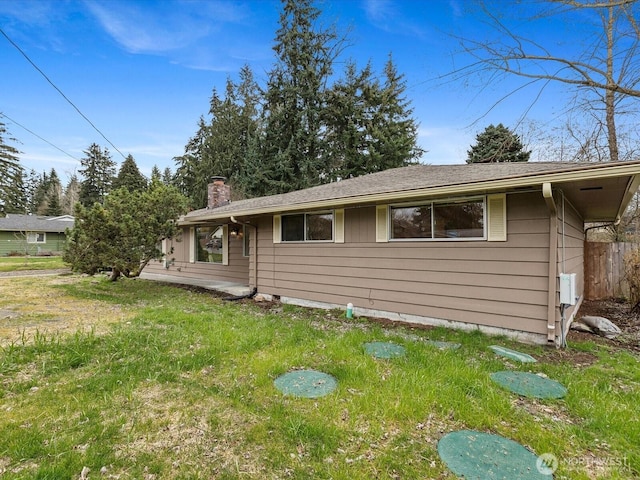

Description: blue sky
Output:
[1,0,576,183]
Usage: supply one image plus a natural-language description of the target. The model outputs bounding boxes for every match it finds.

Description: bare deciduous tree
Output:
[452,0,640,162]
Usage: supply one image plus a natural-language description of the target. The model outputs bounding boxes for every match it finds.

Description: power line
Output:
[0,27,126,159]
[0,112,82,162]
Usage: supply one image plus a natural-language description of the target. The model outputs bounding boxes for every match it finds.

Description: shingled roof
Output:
[182,161,640,223]
[0,214,74,233]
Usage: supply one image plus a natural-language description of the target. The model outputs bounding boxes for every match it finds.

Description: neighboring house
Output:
[142,161,640,346]
[0,214,74,256]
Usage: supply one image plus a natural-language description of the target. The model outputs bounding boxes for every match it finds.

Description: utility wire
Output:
[0,112,81,162]
[0,27,126,159]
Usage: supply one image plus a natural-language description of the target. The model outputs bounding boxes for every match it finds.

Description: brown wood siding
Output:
[144,226,249,284]
[256,192,552,335]
[557,197,584,324]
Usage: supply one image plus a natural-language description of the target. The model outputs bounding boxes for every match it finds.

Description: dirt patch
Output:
[0,275,135,347]
[573,299,640,353]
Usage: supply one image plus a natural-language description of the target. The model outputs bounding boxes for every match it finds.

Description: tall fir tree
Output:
[40,169,63,216]
[176,0,425,199]
[204,65,260,199]
[113,154,147,192]
[324,57,423,180]
[370,56,423,170]
[323,61,375,181]
[174,117,208,208]
[0,119,25,215]
[161,167,173,186]
[78,143,116,206]
[62,174,81,215]
[259,0,338,195]
[466,124,530,163]
[23,169,41,214]
[150,165,162,184]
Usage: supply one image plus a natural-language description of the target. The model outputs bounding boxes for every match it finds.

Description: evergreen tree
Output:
[113,154,147,192]
[324,57,423,180]
[79,143,116,206]
[62,174,81,215]
[64,182,188,281]
[150,165,162,184]
[162,167,173,186]
[0,119,24,215]
[259,0,338,195]
[204,65,261,199]
[371,56,423,170]
[174,117,208,207]
[31,170,49,214]
[323,61,375,181]
[44,190,63,216]
[41,169,63,216]
[23,169,41,214]
[176,1,424,199]
[466,124,530,163]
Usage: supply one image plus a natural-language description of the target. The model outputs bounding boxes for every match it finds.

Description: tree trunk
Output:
[605,5,619,162]
[108,267,121,282]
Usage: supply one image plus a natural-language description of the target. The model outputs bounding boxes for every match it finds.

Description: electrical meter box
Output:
[559,273,577,306]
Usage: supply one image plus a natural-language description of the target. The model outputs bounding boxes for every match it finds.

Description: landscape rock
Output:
[570,322,594,334]
[573,315,622,339]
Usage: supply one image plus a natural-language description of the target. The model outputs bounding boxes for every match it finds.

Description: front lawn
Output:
[0,256,67,272]
[0,276,637,479]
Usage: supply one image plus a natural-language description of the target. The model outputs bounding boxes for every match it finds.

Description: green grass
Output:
[0,276,638,479]
[0,256,67,272]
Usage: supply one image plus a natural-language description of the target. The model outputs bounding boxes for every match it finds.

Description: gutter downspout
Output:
[230,216,258,293]
[542,183,558,344]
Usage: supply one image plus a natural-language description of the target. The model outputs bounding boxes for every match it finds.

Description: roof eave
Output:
[180,162,640,224]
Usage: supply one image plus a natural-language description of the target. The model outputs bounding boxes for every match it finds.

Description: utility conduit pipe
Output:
[542,183,558,344]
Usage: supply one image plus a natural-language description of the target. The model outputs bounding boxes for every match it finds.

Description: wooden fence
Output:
[584,242,638,300]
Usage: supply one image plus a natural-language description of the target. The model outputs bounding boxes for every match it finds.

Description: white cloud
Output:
[362,0,427,38]
[84,0,249,55]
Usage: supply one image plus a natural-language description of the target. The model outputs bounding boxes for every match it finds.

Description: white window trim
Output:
[388,196,487,242]
[27,231,46,244]
[242,225,250,257]
[280,210,336,243]
[193,225,228,265]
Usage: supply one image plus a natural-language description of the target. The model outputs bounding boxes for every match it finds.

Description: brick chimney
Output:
[207,176,231,209]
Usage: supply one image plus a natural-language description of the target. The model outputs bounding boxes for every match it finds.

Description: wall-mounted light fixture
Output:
[229,224,242,238]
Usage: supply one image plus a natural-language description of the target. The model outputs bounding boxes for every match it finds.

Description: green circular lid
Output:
[363,341,406,359]
[490,371,567,399]
[274,370,337,398]
[489,345,537,363]
[438,430,553,479]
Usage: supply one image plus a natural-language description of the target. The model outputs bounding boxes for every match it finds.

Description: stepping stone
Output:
[490,371,567,399]
[363,341,406,359]
[424,339,461,350]
[489,345,537,363]
[274,370,337,398]
[438,430,553,479]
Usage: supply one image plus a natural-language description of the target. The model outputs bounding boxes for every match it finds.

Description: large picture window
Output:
[196,225,224,263]
[390,198,485,240]
[282,212,333,242]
